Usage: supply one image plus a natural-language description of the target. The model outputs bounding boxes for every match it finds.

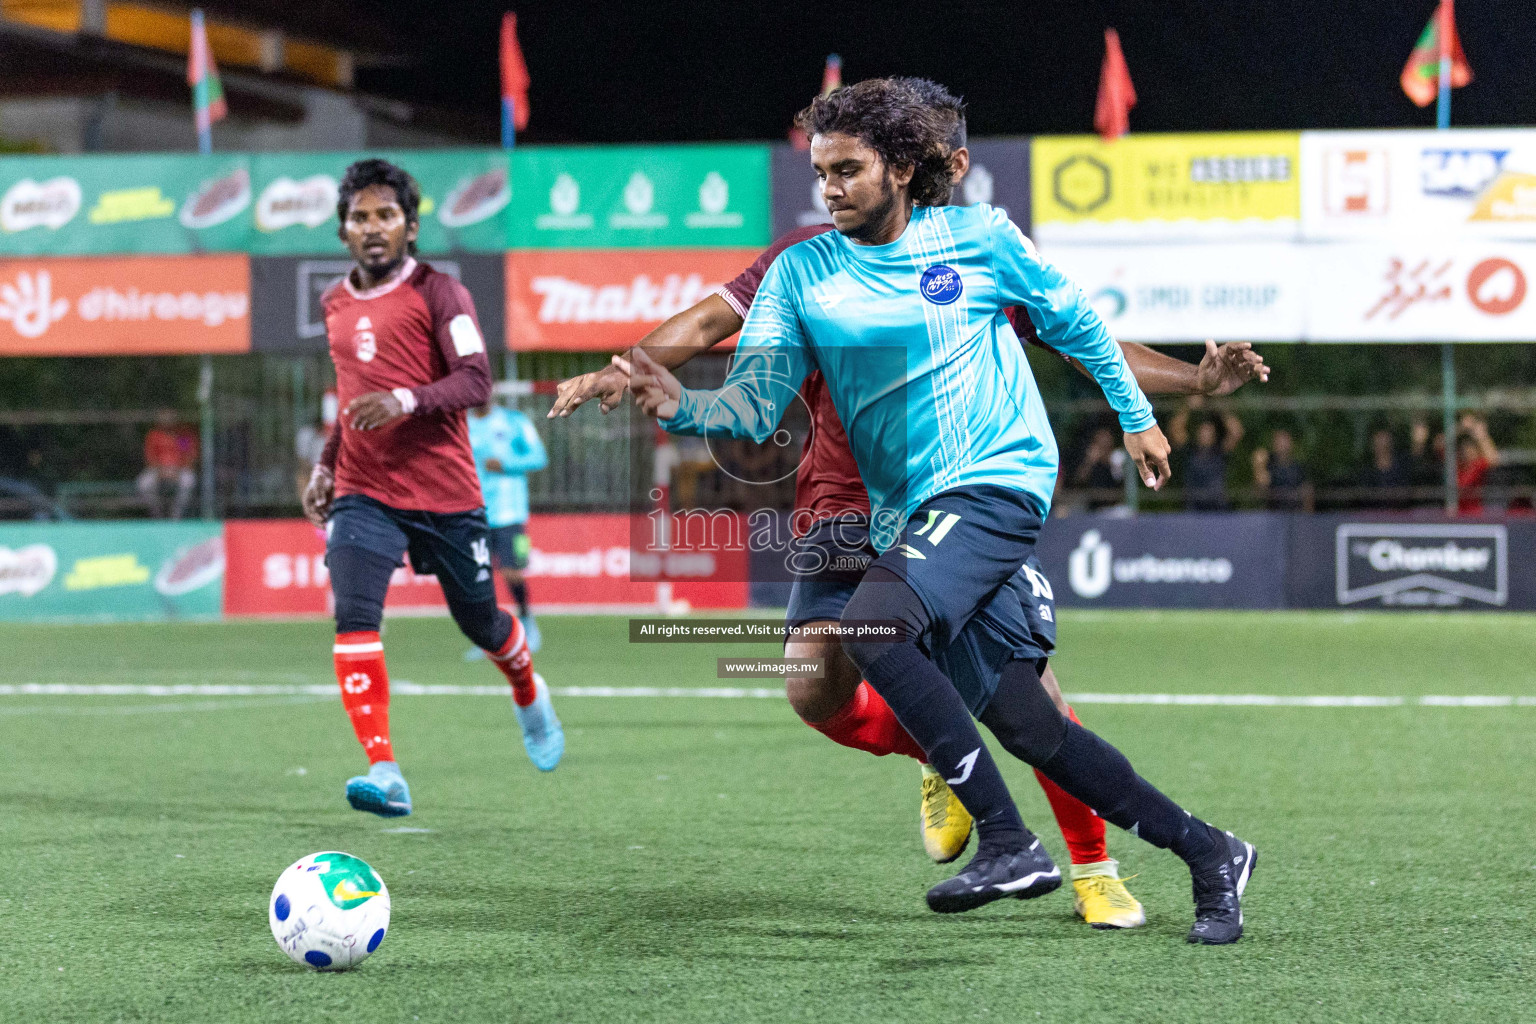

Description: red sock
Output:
[333,631,394,764]
[1034,706,1109,865]
[806,681,928,762]
[489,613,537,707]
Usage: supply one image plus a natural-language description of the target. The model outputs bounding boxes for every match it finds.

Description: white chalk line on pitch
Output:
[0,683,1535,708]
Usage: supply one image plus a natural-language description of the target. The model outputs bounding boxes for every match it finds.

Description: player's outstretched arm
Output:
[549,294,744,418]
[1114,340,1270,396]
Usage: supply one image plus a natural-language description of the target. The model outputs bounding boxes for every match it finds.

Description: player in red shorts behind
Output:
[552,102,1266,927]
[302,159,563,817]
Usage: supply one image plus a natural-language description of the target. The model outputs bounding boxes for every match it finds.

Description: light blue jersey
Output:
[661,203,1154,552]
[467,406,547,527]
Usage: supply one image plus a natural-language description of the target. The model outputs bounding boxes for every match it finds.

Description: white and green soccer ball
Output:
[269,851,391,971]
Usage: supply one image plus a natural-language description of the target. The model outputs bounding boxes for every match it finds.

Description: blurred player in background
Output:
[465,397,548,655]
[552,83,1266,931]
[302,158,564,817]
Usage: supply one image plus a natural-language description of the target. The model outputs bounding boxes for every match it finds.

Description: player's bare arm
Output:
[549,294,744,418]
[1065,340,1268,396]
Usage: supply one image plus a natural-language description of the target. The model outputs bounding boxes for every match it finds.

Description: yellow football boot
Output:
[1071,860,1146,929]
[919,763,973,864]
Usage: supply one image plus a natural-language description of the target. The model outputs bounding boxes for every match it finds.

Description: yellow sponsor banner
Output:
[1032,132,1301,240]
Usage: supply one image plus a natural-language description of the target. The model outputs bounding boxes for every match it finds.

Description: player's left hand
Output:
[347,391,407,431]
[1196,340,1270,396]
[1124,424,1173,490]
[613,348,681,420]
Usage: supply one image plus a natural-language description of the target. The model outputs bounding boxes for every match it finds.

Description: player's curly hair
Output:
[337,158,421,254]
[794,77,965,207]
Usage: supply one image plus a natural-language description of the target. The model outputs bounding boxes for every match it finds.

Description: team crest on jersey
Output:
[920,264,963,305]
[353,315,377,363]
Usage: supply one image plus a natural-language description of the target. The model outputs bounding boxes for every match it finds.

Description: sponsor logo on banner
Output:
[1042,243,1305,341]
[1303,130,1536,240]
[256,175,339,232]
[536,173,593,230]
[684,171,744,229]
[1336,524,1507,607]
[179,168,251,229]
[0,177,82,233]
[1032,133,1301,242]
[439,169,510,228]
[1307,244,1536,340]
[1068,530,1234,600]
[0,544,57,597]
[88,187,175,225]
[611,171,667,229]
[506,249,758,350]
[0,255,250,355]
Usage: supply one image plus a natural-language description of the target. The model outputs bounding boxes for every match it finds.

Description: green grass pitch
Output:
[2,611,1535,1023]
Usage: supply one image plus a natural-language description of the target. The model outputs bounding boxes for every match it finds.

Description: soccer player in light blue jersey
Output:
[467,398,548,653]
[623,78,1257,944]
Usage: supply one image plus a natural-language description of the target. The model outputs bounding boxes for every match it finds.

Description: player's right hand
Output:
[302,465,334,526]
[548,364,629,418]
[613,349,681,421]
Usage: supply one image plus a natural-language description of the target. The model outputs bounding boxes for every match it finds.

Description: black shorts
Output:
[326,493,496,607]
[488,523,530,571]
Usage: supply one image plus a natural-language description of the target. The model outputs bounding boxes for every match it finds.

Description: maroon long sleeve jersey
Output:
[319,257,492,513]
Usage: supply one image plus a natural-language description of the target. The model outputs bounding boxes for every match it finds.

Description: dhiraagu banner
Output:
[1031,132,1301,243]
[0,521,224,621]
[508,144,770,248]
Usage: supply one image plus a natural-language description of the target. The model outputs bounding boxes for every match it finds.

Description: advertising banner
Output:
[250,254,505,352]
[0,254,250,355]
[1301,129,1536,241]
[506,248,758,350]
[770,139,1031,240]
[1031,133,1301,243]
[507,145,769,249]
[0,149,510,257]
[1035,513,1289,609]
[1306,242,1536,341]
[1285,516,1536,610]
[222,515,749,616]
[1042,243,1306,341]
[0,521,223,622]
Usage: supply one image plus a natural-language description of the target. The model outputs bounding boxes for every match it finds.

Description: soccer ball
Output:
[268,851,391,971]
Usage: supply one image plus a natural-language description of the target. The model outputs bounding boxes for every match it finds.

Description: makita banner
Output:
[250,254,505,352]
[1285,515,1536,610]
[505,248,758,350]
[1036,513,1289,609]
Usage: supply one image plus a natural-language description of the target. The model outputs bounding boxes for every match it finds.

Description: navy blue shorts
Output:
[787,503,1056,714]
[326,493,496,607]
[488,523,530,571]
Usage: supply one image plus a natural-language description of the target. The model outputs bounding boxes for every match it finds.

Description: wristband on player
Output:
[391,387,418,415]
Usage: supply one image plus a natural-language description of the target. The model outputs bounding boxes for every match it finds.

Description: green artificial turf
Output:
[1,612,1534,1023]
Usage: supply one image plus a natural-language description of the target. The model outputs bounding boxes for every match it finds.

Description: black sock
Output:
[863,643,1029,850]
[1036,721,1220,868]
[510,581,529,618]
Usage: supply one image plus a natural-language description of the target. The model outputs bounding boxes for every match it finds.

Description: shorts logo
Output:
[471,538,491,567]
[342,671,371,694]
[920,264,963,305]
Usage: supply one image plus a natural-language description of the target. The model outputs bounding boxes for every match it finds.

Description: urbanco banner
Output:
[505,248,759,351]
[1041,242,1306,341]
[1301,129,1536,241]
[0,254,250,355]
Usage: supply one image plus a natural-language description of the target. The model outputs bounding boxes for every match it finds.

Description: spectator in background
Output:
[1407,418,1443,502]
[1170,398,1243,511]
[1252,428,1313,512]
[136,409,197,519]
[1071,426,1125,510]
[1457,413,1501,516]
[1361,427,1410,508]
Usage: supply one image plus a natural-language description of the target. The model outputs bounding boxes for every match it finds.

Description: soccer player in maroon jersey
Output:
[302,159,563,817]
[551,98,1266,927]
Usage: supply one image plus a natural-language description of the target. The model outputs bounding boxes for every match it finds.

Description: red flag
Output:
[1094,28,1136,142]
[187,9,227,137]
[500,12,531,132]
[1401,0,1472,107]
